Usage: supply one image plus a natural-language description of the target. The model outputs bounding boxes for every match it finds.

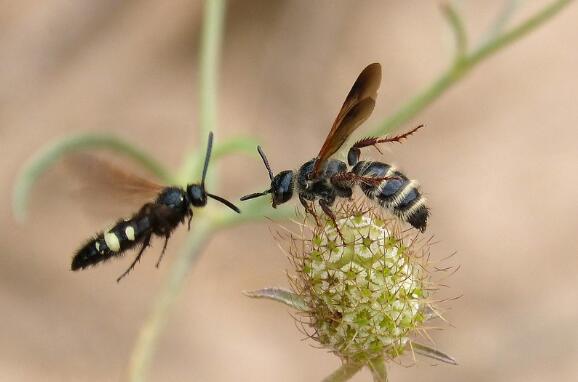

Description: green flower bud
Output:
[291,206,429,363]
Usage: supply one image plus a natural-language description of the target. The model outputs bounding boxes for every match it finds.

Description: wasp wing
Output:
[312,63,382,176]
[64,154,165,218]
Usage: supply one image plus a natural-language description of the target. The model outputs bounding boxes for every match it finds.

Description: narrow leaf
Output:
[243,287,308,311]
[212,136,261,160]
[410,342,458,365]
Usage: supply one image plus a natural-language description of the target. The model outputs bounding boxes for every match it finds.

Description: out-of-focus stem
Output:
[127,220,214,382]
[369,0,572,137]
[368,357,388,382]
[179,0,227,184]
[322,362,364,382]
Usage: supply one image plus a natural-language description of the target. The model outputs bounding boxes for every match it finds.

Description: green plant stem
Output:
[322,362,364,382]
[368,358,388,382]
[483,0,519,43]
[369,0,572,137]
[127,220,214,382]
[442,3,467,60]
[179,0,227,183]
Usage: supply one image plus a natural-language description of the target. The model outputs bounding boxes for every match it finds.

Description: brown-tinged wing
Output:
[312,63,382,176]
[64,154,165,218]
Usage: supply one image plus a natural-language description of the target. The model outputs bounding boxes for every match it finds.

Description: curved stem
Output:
[468,0,572,67]
[127,221,214,382]
[12,133,172,222]
[322,362,364,382]
[442,3,468,61]
[482,0,519,43]
[369,0,572,137]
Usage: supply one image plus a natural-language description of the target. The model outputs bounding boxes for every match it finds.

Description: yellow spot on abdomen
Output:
[125,226,136,241]
[104,232,121,252]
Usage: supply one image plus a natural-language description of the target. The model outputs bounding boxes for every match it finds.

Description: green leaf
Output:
[243,287,308,311]
[212,136,260,160]
[177,135,260,186]
[410,341,458,365]
[12,133,172,222]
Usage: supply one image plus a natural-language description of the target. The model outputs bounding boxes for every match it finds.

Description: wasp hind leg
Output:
[155,234,171,268]
[348,125,424,166]
[116,233,152,283]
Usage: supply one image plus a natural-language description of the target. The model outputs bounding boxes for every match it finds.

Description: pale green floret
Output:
[299,213,426,362]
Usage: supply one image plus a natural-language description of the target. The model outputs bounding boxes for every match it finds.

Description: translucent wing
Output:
[64,154,165,218]
[312,63,382,176]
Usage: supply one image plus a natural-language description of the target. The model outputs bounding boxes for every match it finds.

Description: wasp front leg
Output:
[318,198,344,242]
[347,124,424,166]
[299,193,320,226]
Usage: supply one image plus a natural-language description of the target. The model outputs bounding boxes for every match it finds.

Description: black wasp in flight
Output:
[72,132,240,282]
[240,63,429,233]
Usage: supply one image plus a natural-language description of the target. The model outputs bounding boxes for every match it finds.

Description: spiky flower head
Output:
[246,202,456,379]
[289,203,429,363]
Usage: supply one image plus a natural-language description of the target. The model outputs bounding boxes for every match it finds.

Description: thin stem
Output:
[369,0,572,137]
[127,221,214,382]
[441,3,468,61]
[199,0,226,141]
[468,0,572,67]
[322,362,364,382]
[482,0,520,43]
[179,0,227,183]
[368,357,388,382]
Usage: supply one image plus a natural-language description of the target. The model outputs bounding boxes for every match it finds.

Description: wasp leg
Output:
[117,233,152,282]
[299,193,320,226]
[187,209,193,230]
[319,199,344,242]
[354,124,423,150]
[332,172,399,189]
[155,234,171,268]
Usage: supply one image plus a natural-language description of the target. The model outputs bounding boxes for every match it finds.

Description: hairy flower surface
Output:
[290,205,429,363]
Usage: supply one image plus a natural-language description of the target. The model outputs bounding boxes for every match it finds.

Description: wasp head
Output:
[240,146,294,208]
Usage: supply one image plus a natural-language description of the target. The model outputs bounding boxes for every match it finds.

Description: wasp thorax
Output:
[292,207,428,362]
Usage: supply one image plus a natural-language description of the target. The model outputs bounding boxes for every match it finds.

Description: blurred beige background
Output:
[1,1,577,381]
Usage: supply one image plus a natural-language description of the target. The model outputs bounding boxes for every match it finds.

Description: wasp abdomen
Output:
[71,215,151,270]
[352,161,429,231]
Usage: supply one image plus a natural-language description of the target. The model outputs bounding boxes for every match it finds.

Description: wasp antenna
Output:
[207,192,241,213]
[201,132,214,187]
[257,146,274,181]
[240,190,271,201]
